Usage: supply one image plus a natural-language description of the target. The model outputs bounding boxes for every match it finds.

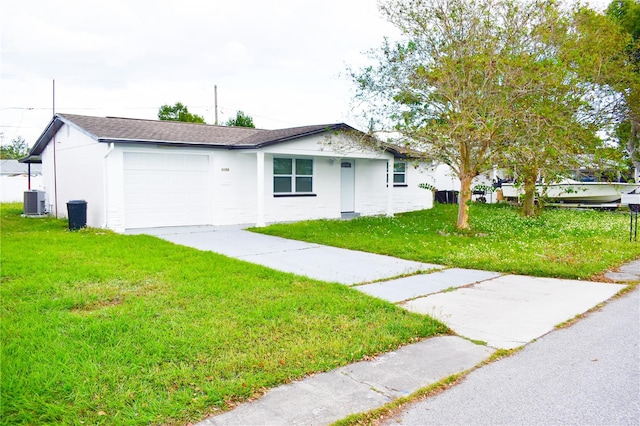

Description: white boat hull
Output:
[501,182,640,204]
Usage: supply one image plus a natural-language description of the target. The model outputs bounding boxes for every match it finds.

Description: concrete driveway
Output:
[128,225,441,285]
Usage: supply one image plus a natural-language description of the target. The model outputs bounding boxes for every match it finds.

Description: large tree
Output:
[0,136,29,159]
[157,102,206,123]
[495,3,630,216]
[225,110,255,128]
[350,0,633,226]
[351,0,596,227]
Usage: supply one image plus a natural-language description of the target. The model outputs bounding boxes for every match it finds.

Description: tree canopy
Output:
[350,0,633,227]
[0,136,29,159]
[607,0,640,40]
[606,0,640,182]
[495,3,633,215]
[225,111,255,128]
[157,102,206,123]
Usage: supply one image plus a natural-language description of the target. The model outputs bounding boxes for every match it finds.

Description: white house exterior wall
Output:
[40,123,107,227]
[354,159,389,216]
[392,163,434,213]
[260,133,391,161]
[210,151,258,226]
[104,146,126,231]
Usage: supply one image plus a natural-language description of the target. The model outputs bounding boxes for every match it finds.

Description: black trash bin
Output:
[67,200,87,230]
[435,190,459,204]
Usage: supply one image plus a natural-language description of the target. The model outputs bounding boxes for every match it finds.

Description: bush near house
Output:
[0,203,446,425]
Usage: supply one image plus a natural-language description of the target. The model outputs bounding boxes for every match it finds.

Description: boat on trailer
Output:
[501,180,640,208]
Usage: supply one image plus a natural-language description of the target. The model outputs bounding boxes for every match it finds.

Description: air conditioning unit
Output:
[24,190,46,215]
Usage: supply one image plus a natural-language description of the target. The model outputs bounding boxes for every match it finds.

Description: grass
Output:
[253,203,640,279]
[0,203,448,425]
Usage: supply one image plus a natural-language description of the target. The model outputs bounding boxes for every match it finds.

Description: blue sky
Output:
[0,0,610,147]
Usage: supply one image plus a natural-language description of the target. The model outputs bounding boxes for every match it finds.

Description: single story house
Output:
[26,114,434,232]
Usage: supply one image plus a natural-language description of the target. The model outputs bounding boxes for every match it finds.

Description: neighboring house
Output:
[430,163,500,203]
[26,114,433,232]
[0,159,43,202]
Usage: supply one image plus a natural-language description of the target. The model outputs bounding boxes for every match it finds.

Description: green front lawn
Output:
[253,203,640,279]
[0,204,447,425]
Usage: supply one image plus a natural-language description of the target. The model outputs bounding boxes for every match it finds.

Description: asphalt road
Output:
[384,287,640,426]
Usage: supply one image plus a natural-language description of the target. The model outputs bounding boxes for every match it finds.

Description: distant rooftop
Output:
[0,159,42,175]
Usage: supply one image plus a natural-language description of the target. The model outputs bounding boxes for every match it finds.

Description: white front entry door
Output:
[340,160,355,212]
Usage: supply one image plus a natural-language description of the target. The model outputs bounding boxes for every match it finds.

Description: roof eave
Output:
[29,116,65,156]
[249,123,356,149]
[383,144,426,160]
[18,154,42,164]
[97,138,235,149]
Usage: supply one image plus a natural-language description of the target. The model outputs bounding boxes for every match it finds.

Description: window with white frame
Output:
[273,158,313,194]
[387,161,407,186]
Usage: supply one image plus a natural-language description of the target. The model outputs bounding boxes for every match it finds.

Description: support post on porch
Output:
[386,158,394,217]
[256,151,266,227]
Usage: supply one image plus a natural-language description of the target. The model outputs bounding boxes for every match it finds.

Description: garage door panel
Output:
[123,153,211,228]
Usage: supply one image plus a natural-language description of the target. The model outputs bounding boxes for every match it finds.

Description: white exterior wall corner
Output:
[40,123,107,228]
[392,161,434,213]
[104,146,126,232]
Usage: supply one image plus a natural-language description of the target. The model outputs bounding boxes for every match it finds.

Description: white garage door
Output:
[123,152,211,228]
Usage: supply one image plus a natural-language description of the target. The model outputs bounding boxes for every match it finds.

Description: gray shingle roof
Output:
[30,114,355,155]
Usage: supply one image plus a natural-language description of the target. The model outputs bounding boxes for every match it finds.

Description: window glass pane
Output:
[274,176,292,193]
[394,162,406,172]
[296,159,313,175]
[394,173,405,183]
[295,177,313,192]
[274,158,292,175]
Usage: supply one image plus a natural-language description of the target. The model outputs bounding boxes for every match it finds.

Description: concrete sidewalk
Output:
[199,336,494,426]
[128,226,634,425]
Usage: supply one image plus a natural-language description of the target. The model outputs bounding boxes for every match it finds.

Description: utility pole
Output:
[53,79,58,218]
[214,85,219,125]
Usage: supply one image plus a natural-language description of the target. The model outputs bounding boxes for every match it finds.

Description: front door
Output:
[340,160,355,212]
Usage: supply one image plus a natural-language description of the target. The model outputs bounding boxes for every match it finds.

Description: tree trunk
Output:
[522,172,537,217]
[456,175,473,229]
